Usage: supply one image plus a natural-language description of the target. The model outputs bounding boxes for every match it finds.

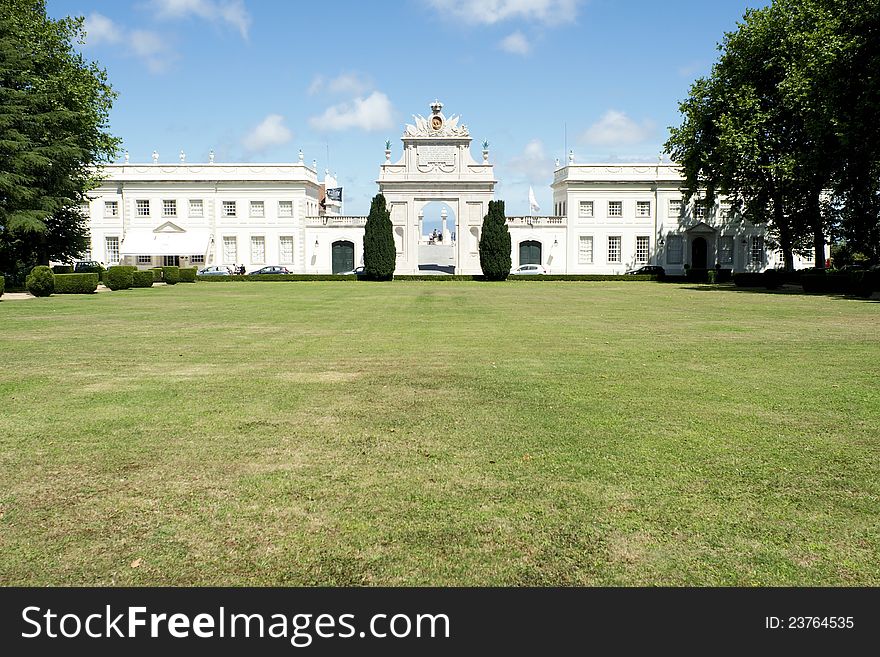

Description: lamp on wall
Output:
[553,238,558,246]
[658,237,665,246]
[314,239,319,248]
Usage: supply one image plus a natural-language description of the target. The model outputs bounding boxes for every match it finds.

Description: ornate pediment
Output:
[153,221,185,233]
[404,100,470,138]
[686,221,717,234]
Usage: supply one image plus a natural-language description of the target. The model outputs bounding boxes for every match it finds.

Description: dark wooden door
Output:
[332,241,354,274]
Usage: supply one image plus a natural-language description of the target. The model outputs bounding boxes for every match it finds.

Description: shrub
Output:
[52,265,73,274]
[763,268,783,289]
[716,268,733,283]
[733,272,765,287]
[849,270,878,298]
[479,200,512,281]
[132,270,155,288]
[178,267,197,282]
[0,275,4,298]
[26,266,54,296]
[105,265,134,290]
[363,194,396,280]
[53,273,99,294]
[149,267,164,281]
[685,267,708,283]
[162,266,180,284]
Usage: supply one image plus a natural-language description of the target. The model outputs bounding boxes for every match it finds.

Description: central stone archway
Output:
[377,101,496,275]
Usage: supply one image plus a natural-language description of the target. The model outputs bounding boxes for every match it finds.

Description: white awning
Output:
[121,230,210,256]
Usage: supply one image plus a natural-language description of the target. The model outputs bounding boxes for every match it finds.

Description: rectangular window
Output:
[191,255,205,264]
[578,201,593,218]
[636,201,651,218]
[250,201,264,218]
[750,236,764,264]
[278,200,293,218]
[222,201,237,218]
[635,236,650,263]
[222,236,237,263]
[136,199,150,217]
[669,199,682,216]
[137,255,152,265]
[105,236,120,264]
[608,201,622,217]
[578,235,593,264]
[694,201,706,219]
[163,199,177,217]
[607,236,621,263]
[251,235,265,263]
[279,236,294,264]
[667,235,683,264]
[720,200,732,219]
[189,199,203,218]
[719,236,734,264]
[104,201,118,217]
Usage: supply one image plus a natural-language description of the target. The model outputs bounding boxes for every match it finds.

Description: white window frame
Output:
[668,199,682,216]
[750,236,764,264]
[578,201,593,218]
[191,255,205,264]
[719,236,734,264]
[137,255,152,265]
[578,235,593,264]
[720,200,732,219]
[694,201,706,220]
[278,200,293,218]
[189,199,204,218]
[607,236,622,263]
[105,236,120,264]
[279,236,294,264]
[636,201,651,218]
[608,201,623,218]
[635,236,650,264]
[163,199,177,218]
[222,236,237,264]
[251,235,266,264]
[222,201,237,218]
[136,199,150,217]
[249,201,265,218]
[104,201,118,217]
[666,235,683,265]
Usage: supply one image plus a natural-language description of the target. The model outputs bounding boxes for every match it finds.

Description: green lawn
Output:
[1,281,878,586]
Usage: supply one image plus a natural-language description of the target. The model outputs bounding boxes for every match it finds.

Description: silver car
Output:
[198,265,232,276]
[511,264,546,275]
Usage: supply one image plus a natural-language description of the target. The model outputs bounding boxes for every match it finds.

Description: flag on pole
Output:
[326,187,342,202]
[528,186,540,215]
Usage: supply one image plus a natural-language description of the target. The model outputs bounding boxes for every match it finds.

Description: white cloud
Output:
[580,110,655,147]
[506,139,555,183]
[82,13,122,46]
[499,31,530,55]
[150,0,251,39]
[309,92,395,132]
[242,114,293,153]
[129,30,176,73]
[427,0,582,25]
[308,73,372,97]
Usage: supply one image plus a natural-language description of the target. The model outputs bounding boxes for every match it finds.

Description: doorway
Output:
[691,237,707,269]
[331,240,355,274]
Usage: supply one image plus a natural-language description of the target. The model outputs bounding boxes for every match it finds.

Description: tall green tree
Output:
[478,199,511,280]
[363,193,395,280]
[0,0,118,283]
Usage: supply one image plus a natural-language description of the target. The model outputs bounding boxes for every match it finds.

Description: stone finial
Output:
[124,150,129,163]
[298,148,304,162]
[430,99,443,114]
[312,159,317,171]
[568,150,574,164]
[208,149,215,164]
[179,149,186,163]
[555,158,560,168]
[152,150,159,164]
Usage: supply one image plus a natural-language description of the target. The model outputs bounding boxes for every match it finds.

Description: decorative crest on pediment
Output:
[404,100,470,138]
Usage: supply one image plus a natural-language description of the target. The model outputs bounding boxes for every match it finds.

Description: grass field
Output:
[1,281,878,586]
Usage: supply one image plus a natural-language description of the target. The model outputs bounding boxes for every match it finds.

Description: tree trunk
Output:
[808,191,825,269]
[772,194,795,271]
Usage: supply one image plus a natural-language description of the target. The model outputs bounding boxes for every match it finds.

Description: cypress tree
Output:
[478,199,512,280]
[363,193,396,280]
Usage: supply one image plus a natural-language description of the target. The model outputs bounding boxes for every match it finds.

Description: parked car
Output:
[511,264,546,275]
[74,260,104,273]
[338,266,365,276]
[625,265,665,276]
[198,265,232,276]
[248,266,291,275]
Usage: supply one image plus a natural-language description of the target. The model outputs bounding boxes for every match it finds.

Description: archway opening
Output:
[691,236,708,269]
[519,240,542,266]
[418,201,456,274]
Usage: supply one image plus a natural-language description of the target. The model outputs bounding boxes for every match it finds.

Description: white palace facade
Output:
[83,101,809,275]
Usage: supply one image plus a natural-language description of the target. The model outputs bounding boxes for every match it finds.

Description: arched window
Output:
[519,240,542,265]
[331,240,355,274]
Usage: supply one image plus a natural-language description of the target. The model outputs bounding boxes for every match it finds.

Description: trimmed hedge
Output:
[26,266,54,296]
[801,270,876,296]
[195,273,660,282]
[51,265,73,274]
[508,274,657,281]
[178,267,197,282]
[54,273,99,294]
[0,275,4,298]
[105,265,135,290]
[149,267,164,281]
[132,270,155,288]
[733,272,766,287]
[162,266,180,284]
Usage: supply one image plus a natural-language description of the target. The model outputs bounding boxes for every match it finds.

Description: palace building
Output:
[82,102,810,275]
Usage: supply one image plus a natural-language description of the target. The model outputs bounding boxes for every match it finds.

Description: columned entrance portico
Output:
[377,101,496,275]
[686,221,717,269]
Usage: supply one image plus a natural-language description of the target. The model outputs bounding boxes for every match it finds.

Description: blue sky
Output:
[49,0,768,216]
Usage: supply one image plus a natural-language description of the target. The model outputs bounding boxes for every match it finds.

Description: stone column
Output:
[441,207,449,242]
[418,209,424,243]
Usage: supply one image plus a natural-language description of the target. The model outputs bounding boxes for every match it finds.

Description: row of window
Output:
[222,235,295,265]
[570,199,734,219]
[103,199,297,219]
[575,235,651,265]
[103,236,207,265]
